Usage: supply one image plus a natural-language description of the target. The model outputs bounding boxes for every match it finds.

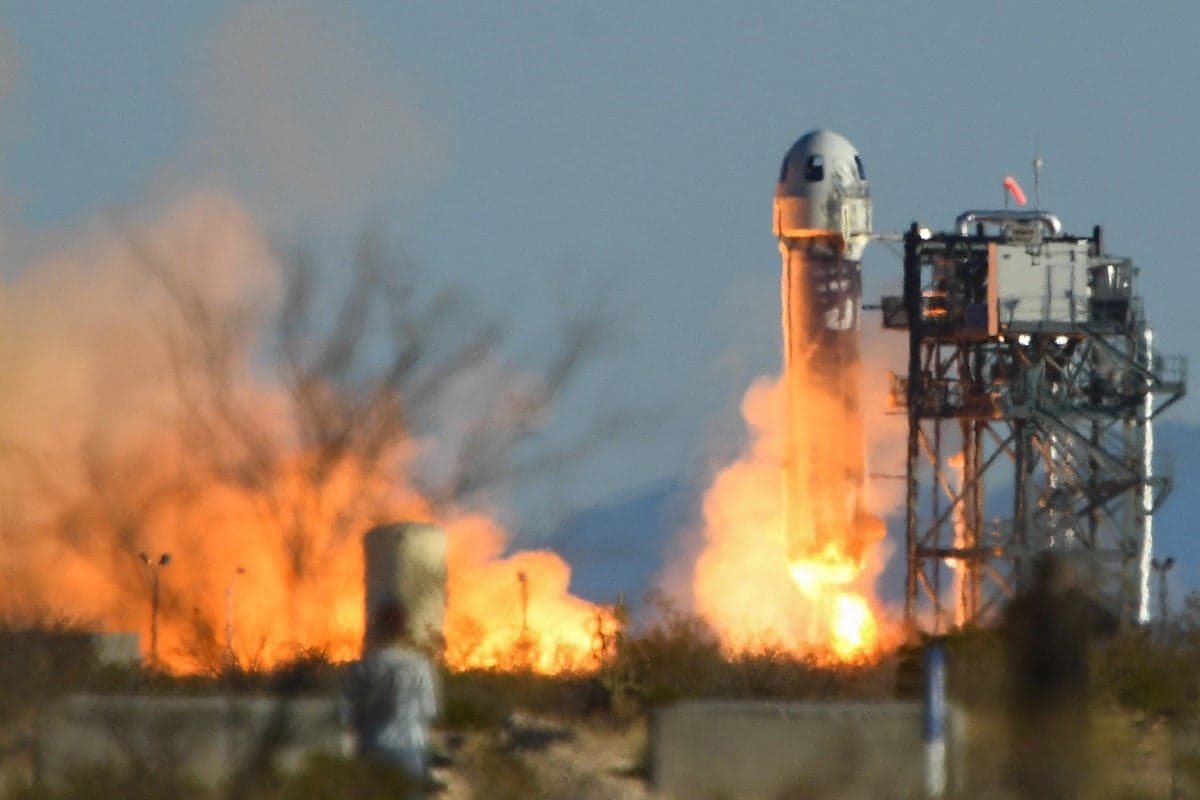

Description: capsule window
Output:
[805,155,824,182]
[855,155,866,180]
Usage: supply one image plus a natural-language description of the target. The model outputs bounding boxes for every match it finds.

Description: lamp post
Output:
[1151,556,1175,633]
[517,570,529,637]
[139,551,171,666]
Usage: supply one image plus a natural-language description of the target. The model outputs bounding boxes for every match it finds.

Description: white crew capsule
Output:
[773,129,872,261]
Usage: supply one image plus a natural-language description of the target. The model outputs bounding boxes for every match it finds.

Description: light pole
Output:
[517,570,530,638]
[139,551,171,666]
[1151,556,1175,633]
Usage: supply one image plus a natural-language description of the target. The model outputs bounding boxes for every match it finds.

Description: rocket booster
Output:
[773,129,872,563]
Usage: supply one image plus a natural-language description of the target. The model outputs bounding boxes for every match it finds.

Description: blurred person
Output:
[341,601,440,789]
[1003,551,1117,799]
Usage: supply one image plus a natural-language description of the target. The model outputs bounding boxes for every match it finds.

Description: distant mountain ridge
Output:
[543,480,689,610]
[543,422,1200,612]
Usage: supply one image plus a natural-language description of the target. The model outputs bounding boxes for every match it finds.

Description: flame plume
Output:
[0,193,611,674]
[689,246,887,662]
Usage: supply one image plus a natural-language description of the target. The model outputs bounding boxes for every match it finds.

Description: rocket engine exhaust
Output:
[683,129,886,661]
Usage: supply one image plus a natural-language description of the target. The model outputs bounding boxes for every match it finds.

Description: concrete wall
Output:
[37,694,345,790]
[0,630,140,669]
[363,522,446,650]
[653,700,948,800]
[90,632,141,666]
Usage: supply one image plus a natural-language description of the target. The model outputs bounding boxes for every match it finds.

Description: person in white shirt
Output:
[340,602,440,782]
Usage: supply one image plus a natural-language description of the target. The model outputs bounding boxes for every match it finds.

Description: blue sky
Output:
[2,1,1197,546]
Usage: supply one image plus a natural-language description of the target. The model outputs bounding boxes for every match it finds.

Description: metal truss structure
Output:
[883,213,1186,630]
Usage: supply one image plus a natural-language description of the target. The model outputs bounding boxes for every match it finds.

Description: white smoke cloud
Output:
[859,327,909,516]
[0,192,278,485]
[189,1,445,224]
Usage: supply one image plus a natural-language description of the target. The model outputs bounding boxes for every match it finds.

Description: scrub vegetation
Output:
[6,598,1200,798]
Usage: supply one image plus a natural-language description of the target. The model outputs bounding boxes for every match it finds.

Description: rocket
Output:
[773,130,873,565]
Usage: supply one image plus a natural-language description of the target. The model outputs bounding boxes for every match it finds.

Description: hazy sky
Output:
[2,1,1197,535]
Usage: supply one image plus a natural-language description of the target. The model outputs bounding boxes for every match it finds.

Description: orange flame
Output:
[688,239,894,661]
[691,377,885,662]
[2,434,612,674]
[788,545,878,660]
[0,192,613,675]
[444,514,616,673]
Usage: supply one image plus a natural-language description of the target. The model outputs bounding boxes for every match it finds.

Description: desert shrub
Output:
[260,648,341,695]
[233,753,430,800]
[939,625,1007,710]
[440,669,604,729]
[5,764,210,800]
[613,605,726,706]
[607,601,897,708]
[155,648,343,697]
[1097,629,1199,719]
[5,756,435,800]
[461,744,540,800]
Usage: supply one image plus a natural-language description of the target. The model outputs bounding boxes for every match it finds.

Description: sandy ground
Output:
[0,713,35,791]
[433,715,654,800]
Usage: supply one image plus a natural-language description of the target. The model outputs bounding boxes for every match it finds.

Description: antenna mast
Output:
[1033,136,1044,210]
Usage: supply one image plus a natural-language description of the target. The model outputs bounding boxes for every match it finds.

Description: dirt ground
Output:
[433,715,654,800]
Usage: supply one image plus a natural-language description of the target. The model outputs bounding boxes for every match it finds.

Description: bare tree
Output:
[120,223,607,658]
[0,206,612,668]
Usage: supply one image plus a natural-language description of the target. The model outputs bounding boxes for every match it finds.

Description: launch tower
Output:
[883,211,1186,629]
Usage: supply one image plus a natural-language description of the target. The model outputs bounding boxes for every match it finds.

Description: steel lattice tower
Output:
[883,212,1186,630]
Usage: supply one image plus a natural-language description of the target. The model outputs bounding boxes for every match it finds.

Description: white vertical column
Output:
[923,640,947,798]
[1137,328,1155,624]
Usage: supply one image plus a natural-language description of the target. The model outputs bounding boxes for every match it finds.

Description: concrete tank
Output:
[362,522,447,651]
